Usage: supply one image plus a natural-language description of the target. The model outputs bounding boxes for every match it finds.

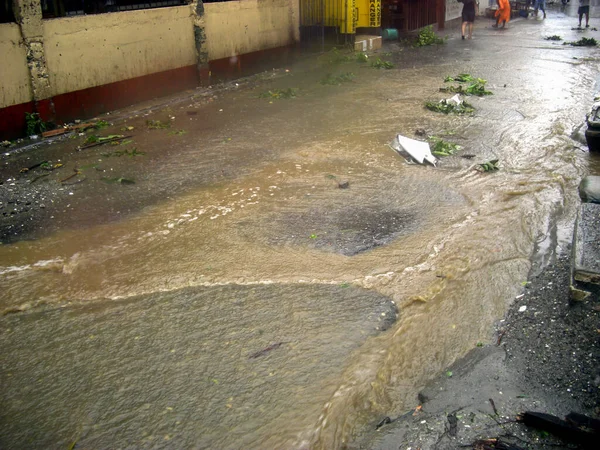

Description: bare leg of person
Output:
[462,21,466,38]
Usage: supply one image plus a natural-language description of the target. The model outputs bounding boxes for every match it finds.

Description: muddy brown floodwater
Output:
[1,13,599,449]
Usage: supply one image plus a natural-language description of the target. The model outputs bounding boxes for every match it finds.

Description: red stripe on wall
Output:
[52,64,200,124]
[0,65,199,141]
[1,45,296,141]
[0,101,36,141]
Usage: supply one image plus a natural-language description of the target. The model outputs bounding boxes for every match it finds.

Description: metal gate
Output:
[299,0,356,51]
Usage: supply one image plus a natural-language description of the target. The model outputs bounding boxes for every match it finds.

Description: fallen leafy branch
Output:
[425,100,474,115]
[429,136,461,156]
[478,159,500,172]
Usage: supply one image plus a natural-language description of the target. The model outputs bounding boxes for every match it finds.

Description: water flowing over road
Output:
[1,12,599,449]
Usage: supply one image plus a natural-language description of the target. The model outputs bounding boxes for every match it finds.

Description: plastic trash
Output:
[447,94,462,106]
[390,134,437,166]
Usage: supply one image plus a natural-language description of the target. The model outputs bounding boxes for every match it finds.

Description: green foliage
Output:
[444,73,477,83]
[320,72,356,85]
[478,159,500,172]
[441,82,492,96]
[416,26,445,47]
[370,58,394,69]
[544,35,562,41]
[169,129,187,136]
[428,136,461,156]
[356,52,369,63]
[94,120,110,129]
[425,100,474,115]
[441,74,492,96]
[84,134,124,145]
[25,112,47,136]
[146,119,171,129]
[259,88,298,99]
[564,37,598,46]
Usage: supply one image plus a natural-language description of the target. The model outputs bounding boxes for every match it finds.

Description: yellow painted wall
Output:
[205,0,297,61]
[0,23,33,108]
[43,7,197,97]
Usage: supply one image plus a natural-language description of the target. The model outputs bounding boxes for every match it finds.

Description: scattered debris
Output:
[471,438,525,450]
[25,112,47,136]
[461,154,476,159]
[320,72,356,85]
[41,128,68,138]
[146,120,171,129]
[544,35,562,41]
[478,159,500,172]
[414,128,427,137]
[416,25,445,47]
[120,126,135,132]
[79,135,130,150]
[425,95,474,115]
[564,37,598,47]
[441,82,492,96]
[370,58,394,69]
[169,129,187,136]
[356,52,369,63]
[444,73,478,83]
[94,120,110,129]
[102,177,135,185]
[442,74,492,96]
[60,169,82,183]
[249,342,285,359]
[338,181,350,189]
[390,134,437,165]
[518,411,599,447]
[376,416,393,429]
[428,136,461,157]
[20,161,49,173]
[259,88,298,99]
[101,148,145,158]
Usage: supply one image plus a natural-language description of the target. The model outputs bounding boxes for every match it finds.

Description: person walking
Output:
[460,0,477,39]
[494,0,511,28]
[534,0,546,19]
[578,0,590,28]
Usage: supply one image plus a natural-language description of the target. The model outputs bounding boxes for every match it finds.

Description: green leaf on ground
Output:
[146,120,171,129]
[429,136,461,156]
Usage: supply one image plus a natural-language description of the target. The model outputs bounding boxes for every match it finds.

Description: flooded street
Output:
[1,11,600,449]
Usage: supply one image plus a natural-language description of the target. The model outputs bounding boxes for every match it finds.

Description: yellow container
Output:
[319,0,381,34]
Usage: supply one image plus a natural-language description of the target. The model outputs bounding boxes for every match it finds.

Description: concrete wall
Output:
[205,0,298,61]
[445,0,462,22]
[0,0,299,139]
[43,7,197,97]
[0,22,33,109]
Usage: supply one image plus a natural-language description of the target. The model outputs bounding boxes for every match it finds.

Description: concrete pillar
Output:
[191,0,210,84]
[12,0,54,118]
